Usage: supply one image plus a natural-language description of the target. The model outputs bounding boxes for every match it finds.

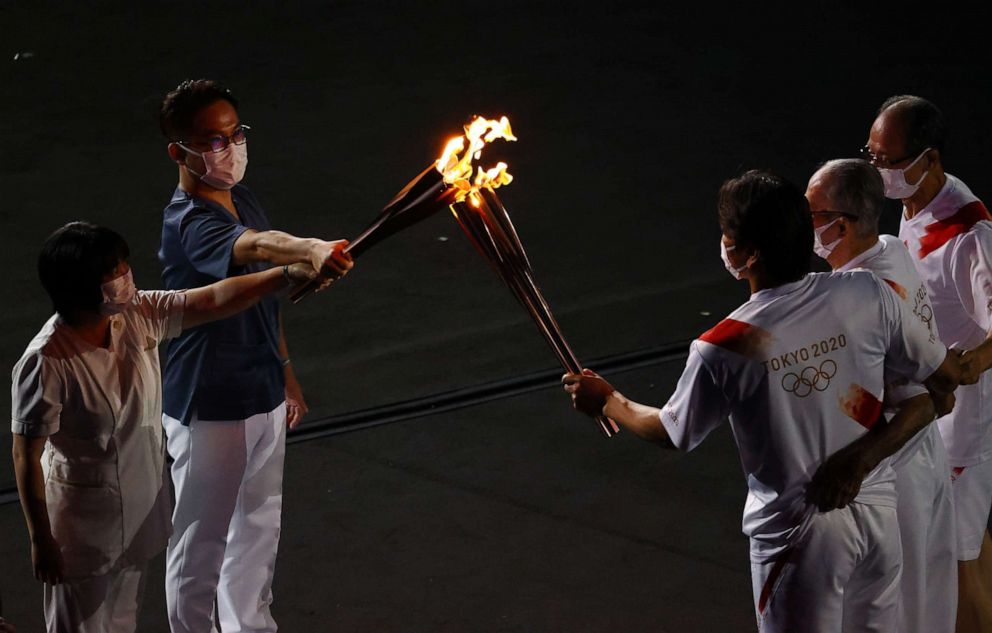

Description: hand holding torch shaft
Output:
[450,187,620,438]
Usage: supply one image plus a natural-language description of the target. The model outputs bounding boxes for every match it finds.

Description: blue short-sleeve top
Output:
[158,185,285,424]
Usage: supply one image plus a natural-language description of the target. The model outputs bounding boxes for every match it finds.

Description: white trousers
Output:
[163,403,286,633]
[751,504,901,633]
[43,563,147,633]
[950,458,992,561]
[894,435,957,633]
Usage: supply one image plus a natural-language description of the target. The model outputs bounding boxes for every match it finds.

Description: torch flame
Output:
[436,116,516,202]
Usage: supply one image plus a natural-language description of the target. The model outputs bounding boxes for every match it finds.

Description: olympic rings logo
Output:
[781,360,837,397]
[914,300,936,343]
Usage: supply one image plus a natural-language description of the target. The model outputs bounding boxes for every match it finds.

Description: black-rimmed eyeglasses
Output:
[859,144,917,169]
[177,124,250,153]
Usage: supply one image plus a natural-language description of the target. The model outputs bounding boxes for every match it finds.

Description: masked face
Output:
[878,147,931,200]
[813,217,842,260]
[99,268,136,315]
[721,239,752,280]
[180,142,248,190]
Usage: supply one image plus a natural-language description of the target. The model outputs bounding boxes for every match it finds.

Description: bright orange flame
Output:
[436,116,516,202]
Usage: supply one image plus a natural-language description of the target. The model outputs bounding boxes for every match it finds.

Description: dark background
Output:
[0,1,989,630]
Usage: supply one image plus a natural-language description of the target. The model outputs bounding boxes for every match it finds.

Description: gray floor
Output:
[3,360,759,631]
[1,1,990,630]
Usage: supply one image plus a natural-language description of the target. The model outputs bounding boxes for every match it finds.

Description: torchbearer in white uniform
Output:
[806,158,957,632]
[563,170,960,633]
[10,222,330,633]
[865,94,992,632]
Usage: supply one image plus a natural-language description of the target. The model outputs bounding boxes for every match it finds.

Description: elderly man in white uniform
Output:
[564,170,959,632]
[806,158,957,632]
[866,94,992,631]
[10,222,343,633]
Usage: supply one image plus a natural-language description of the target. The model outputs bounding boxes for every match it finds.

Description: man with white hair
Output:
[806,158,956,632]
[866,94,992,631]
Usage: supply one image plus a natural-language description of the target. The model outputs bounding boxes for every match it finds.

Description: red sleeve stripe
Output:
[698,318,771,358]
[838,383,883,429]
[883,278,908,300]
[918,200,991,259]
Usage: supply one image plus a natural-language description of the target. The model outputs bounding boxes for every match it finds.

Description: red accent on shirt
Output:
[699,318,772,358]
[838,384,883,429]
[917,201,992,259]
[883,278,908,300]
[758,552,790,614]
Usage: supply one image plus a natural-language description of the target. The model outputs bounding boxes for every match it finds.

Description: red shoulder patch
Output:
[918,200,991,259]
[699,318,772,358]
[838,383,883,429]
[883,278,908,300]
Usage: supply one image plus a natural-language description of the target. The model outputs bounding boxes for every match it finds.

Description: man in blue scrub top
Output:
[157,79,353,633]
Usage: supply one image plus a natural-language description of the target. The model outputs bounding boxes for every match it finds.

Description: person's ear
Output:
[167,142,186,165]
[925,148,940,168]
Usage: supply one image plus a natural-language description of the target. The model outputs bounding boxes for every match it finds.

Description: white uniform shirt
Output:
[899,174,992,465]
[11,290,185,579]
[837,235,940,468]
[658,272,945,562]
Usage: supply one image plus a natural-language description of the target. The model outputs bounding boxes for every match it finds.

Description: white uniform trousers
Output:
[950,458,992,561]
[751,503,901,633]
[163,403,286,633]
[43,562,147,633]
[894,436,957,633]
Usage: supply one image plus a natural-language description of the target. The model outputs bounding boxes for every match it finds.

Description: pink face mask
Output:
[179,142,248,190]
[99,269,136,315]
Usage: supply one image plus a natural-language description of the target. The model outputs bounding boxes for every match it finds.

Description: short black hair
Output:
[878,95,948,155]
[38,221,130,318]
[159,79,239,141]
[718,169,812,283]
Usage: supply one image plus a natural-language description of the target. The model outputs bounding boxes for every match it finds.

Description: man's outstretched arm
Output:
[232,229,352,280]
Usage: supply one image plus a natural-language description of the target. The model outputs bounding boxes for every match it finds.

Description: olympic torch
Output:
[437,119,620,438]
[289,117,517,304]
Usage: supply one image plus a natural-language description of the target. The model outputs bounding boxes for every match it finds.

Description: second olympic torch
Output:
[437,118,620,438]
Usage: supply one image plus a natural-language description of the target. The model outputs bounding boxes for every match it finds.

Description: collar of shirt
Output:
[903,173,960,225]
[748,275,812,303]
[55,313,127,354]
[836,238,883,273]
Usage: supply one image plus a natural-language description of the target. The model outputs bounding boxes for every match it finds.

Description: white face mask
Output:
[878,147,931,200]
[721,240,750,280]
[99,269,136,315]
[813,217,842,260]
[179,142,248,190]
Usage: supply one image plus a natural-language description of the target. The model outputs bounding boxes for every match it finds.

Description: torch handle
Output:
[289,164,454,304]
[450,196,619,438]
[508,271,619,437]
[288,237,361,304]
